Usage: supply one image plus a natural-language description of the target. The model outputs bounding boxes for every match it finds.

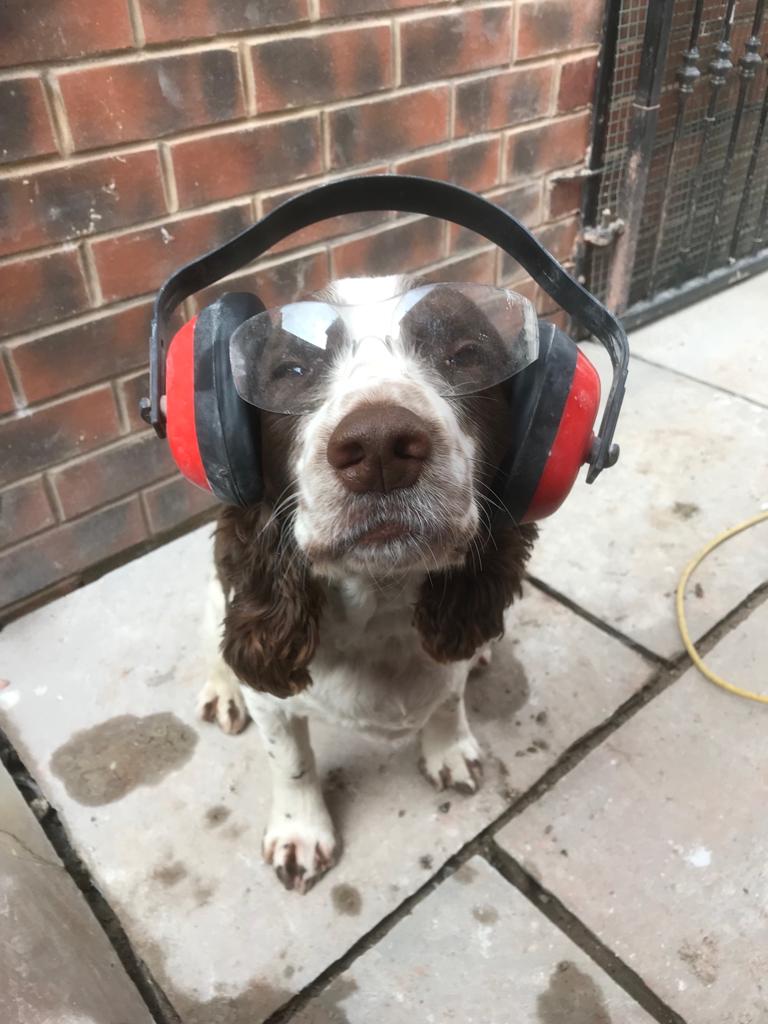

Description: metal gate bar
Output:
[581,0,768,326]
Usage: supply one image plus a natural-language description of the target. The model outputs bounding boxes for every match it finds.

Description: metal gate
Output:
[581,0,768,328]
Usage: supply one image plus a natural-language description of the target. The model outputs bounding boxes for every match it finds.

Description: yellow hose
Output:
[676,510,768,703]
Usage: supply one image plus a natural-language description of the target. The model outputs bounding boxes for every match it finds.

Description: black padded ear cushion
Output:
[193,292,265,507]
[497,322,577,522]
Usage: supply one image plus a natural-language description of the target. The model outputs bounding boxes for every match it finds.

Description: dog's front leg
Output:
[420,670,483,793]
[245,697,338,893]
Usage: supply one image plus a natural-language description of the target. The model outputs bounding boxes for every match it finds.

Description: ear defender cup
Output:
[165,292,265,506]
[501,323,601,523]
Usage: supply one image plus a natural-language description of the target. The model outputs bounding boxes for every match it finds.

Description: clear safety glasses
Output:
[229,282,539,415]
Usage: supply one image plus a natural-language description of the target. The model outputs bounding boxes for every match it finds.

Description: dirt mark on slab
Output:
[679,934,719,985]
[152,860,188,887]
[50,713,197,805]
[537,960,612,1024]
[672,501,700,520]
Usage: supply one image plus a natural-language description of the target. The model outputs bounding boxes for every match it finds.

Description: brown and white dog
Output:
[197,275,536,893]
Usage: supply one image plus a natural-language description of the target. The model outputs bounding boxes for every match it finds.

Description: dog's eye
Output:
[271,361,310,381]
[444,340,485,370]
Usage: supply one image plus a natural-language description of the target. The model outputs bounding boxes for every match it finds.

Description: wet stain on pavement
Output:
[472,904,499,924]
[537,961,613,1024]
[300,976,358,1023]
[50,713,197,805]
[332,883,362,916]
[468,649,530,721]
[453,863,478,885]
[205,805,231,827]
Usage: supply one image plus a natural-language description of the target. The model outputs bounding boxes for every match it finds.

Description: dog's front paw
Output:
[263,788,338,894]
[420,735,484,794]
[197,674,249,735]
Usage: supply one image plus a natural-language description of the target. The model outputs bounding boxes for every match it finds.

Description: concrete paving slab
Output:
[0,759,153,1024]
[497,599,768,1024]
[529,347,768,658]
[0,528,653,1021]
[630,273,768,408]
[292,855,656,1023]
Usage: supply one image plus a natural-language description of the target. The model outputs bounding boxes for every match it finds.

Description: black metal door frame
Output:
[580,0,768,330]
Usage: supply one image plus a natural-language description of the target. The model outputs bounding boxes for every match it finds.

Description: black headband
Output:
[145,174,628,483]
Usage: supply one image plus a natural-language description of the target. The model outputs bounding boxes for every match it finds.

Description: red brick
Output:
[143,476,217,534]
[516,0,602,59]
[0,386,121,488]
[329,87,450,169]
[10,303,152,405]
[90,204,252,304]
[0,477,56,548]
[455,65,554,136]
[172,117,322,209]
[52,433,176,519]
[0,249,90,340]
[558,53,598,112]
[0,77,57,165]
[505,112,590,180]
[0,150,167,260]
[0,1,133,69]
[116,370,151,433]
[0,359,15,414]
[139,0,310,44]
[0,497,147,609]
[500,216,579,279]
[319,0,441,13]
[260,176,390,256]
[193,250,329,313]
[449,182,542,252]
[57,50,245,153]
[548,175,582,218]
[400,7,512,86]
[251,25,392,114]
[419,248,497,285]
[330,217,444,278]
[538,219,579,262]
[395,138,501,193]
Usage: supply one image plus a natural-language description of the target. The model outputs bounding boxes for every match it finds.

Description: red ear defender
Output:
[501,324,602,524]
[522,348,600,522]
[165,315,211,492]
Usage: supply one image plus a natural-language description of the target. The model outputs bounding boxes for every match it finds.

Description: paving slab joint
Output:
[525,573,673,669]
[483,841,690,1024]
[0,728,182,1024]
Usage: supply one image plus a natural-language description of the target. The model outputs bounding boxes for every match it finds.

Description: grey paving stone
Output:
[497,600,768,1024]
[631,272,768,408]
[0,759,153,1024]
[529,347,768,658]
[292,855,656,1023]
[0,528,653,1020]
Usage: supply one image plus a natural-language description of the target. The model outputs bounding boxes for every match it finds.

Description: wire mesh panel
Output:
[586,0,768,316]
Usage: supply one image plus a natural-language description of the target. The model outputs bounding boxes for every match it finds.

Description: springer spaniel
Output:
[196,275,536,893]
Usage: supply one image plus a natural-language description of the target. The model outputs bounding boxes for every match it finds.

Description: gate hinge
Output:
[582,208,626,247]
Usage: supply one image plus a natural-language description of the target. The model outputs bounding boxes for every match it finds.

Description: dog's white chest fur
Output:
[289,575,464,738]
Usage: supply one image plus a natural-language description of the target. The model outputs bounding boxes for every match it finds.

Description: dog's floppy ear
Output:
[215,504,324,698]
[414,523,537,663]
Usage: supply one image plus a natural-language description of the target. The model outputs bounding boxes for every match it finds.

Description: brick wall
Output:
[0,0,601,620]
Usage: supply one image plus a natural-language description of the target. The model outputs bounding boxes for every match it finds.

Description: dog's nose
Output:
[326,404,432,493]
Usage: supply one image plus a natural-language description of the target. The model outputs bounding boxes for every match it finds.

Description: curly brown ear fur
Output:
[215,504,324,698]
[413,522,537,663]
